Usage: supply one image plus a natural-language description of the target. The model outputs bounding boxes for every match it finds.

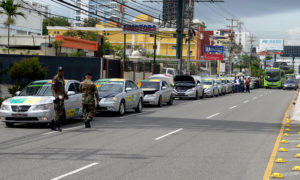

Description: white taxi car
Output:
[0,79,82,127]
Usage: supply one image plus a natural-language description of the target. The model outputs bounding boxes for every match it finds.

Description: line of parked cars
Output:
[0,74,237,127]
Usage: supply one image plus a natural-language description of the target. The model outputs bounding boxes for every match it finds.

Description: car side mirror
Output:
[16,91,21,96]
[126,87,133,92]
[67,91,76,96]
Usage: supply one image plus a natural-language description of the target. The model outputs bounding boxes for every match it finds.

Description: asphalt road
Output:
[0,89,295,180]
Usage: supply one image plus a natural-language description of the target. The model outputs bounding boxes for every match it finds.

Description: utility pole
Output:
[153,34,157,64]
[186,0,193,75]
[226,18,238,75]
[249,34,255,76]
[237,21,243,72]
[176,0,184,74]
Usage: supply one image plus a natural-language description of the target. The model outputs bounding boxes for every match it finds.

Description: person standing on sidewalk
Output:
[79,73,100,128]
[50,66,68,131]
[246,77,251,93]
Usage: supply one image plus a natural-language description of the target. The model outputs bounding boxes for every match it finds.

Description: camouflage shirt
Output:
[51,74,66,99]
[79,79,100,104]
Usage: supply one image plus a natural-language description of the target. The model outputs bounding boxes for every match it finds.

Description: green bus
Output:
[264,68,286,88]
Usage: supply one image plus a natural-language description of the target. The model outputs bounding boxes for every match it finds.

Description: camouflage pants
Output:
[83,104,96,121]
[54,100,65,122]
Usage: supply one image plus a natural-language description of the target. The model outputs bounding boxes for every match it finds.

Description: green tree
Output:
[0,0,25,54]
[235,54,250,71]
[9,57,47,95]
[82,17,101,27]
[63,30,97,41]
[251,57,263,77]
[43,17,70,35]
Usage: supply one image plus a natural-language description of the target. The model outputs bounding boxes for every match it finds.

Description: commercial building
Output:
[235,32,252,54]
[213,29,233,47]
[73,0,89,27]
[48,14,209,61]
[0,0,49,36]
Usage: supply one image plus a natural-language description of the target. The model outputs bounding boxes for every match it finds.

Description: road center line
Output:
[155,128,183,141]
[253,97,257,100]
[243,100,249,103]
[51,162,99,180]
[120,112,145,119]
[229,105,238,109]
[260,94,263,97]
[206,113,220,119]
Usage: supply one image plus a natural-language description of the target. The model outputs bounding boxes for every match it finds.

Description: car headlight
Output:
[0,104,10,111]
[104,96,118,102]
[187,88,195,92]
[34,104,52,110]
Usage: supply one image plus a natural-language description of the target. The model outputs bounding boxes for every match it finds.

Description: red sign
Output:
[204,53,224,60]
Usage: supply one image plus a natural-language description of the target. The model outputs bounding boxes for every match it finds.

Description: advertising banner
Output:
[259,39,284,52]
[204,46,224,54]
[204,53,224,61]
[123,23,159,34]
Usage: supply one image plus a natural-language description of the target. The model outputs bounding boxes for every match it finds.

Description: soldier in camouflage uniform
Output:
[50,66,68,131]
[79,72,100,128]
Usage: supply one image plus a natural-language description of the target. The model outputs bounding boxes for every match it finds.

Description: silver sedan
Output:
[96,79,143,116]
[139,79,174,107]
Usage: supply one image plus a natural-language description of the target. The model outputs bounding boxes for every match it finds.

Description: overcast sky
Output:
[34,0,300,45]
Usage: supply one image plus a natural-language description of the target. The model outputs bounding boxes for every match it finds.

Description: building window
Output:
[76,16,80,21]
[172,46,176,50]
[76,10,80,15]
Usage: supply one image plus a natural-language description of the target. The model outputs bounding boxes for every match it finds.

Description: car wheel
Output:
[194,91,199,100]
[118,101,126,116]
[135,99,143,113]
[167,95,174,105]
[157,96,163,107]
[200,90,204,99]
[5,122,14,128]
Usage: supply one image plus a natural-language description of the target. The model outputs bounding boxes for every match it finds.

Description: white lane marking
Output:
[260,94,263,97]
[43,126,82,135]
[253,97,257,100]
[243,100,249,103]
[51,162,99,180]
[155,128,183,141]
[206,113,220,119]
[229,105,238,109]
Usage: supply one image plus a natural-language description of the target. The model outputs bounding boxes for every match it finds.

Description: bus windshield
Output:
[265,70,281,82]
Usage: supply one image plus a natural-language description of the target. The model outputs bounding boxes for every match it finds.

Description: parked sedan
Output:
[283,79,298,90]
[221,78,233,94]
[173,75,204,100]
[139,79,173,107]
[0,79,82,127]
[216,78,226,95]
[95,79,143,116]
[202,78,219,97]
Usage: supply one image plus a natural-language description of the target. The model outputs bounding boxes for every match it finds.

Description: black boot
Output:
[84,119,91,128]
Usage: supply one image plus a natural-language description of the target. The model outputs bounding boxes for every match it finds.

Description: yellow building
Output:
[47,14,201,60]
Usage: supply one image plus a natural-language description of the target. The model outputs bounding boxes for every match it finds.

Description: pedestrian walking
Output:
[79,73,100,128]
[246,77,251,93]
[50,66,68,131]
[235,77,240,92]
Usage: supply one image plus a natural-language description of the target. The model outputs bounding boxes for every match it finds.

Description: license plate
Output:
[12,113,28,117]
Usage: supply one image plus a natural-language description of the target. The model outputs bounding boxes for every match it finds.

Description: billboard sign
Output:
[283,46,300,57]
[204,46,224,54]
[204,53,224,61]
[123,23,159,34]
[259,39,284,52]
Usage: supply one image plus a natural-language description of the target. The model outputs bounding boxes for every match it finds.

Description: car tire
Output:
[135,99,143,113]
[194,91,199,100]
[200,90,204,99]
[118,101,126,116]
[167,95,174,105]
[5,122,14,128]
[157,96,163,107]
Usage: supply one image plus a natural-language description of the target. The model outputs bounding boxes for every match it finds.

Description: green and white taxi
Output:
[138,79,174,107]
[0,80,83,127]
[202,78,219,97]
[95,79,143,116]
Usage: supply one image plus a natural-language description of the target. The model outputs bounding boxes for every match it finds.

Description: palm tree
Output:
[0,0,25,54]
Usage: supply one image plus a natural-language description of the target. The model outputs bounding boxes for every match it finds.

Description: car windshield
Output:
[175,82,195,87]
[98,83,123,93]
[202,81,212,85]
[286,79,296,84]
[19,82,53,96]
[222,80,227,83]
[141,82,160,90]
[216,80,222,84]
[266,70,280,82]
